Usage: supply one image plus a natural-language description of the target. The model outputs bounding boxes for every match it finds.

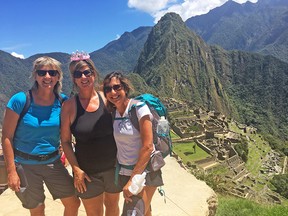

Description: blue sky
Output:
[0,0,257,59]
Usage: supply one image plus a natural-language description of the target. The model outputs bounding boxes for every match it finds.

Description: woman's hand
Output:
[7,170,20,192]
[73,168,91,193]
[123,179,133,202]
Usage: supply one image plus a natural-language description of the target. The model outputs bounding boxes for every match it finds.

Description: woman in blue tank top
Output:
[2,56,80,216]
[61,51,121,215]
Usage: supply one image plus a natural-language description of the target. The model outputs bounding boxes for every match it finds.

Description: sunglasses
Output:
[36,70,58,77]
[73,70,92,78]
[104,84,123,93]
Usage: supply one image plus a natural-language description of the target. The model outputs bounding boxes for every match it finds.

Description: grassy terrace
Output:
[170,130,179,139]
[173,142,210,164]
[246,133,271,175]
[216,195,288,216]
[170,129,211,164]
[229,122,272,181]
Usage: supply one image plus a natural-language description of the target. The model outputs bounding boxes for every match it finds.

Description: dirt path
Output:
[0,156,217,216]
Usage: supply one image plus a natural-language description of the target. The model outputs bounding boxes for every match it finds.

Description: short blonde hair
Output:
[31,56,63,94]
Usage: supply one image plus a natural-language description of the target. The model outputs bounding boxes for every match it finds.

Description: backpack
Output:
[119,93,172,158]
[18,89,64,122]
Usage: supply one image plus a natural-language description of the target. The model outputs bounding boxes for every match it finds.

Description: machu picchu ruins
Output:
[162,97,286,204]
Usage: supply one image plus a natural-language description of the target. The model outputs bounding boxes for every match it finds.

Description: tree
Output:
[270,174,288,198]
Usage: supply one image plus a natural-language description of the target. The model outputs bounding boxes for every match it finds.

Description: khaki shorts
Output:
[15,159,76,209]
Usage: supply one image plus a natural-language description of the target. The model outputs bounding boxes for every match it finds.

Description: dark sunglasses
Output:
[104,84,122,93]
[36,70,58,77]
[73,70,92,78]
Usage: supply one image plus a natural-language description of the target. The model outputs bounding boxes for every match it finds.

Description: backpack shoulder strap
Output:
[19,89,32,121]
[19,91,63,122]
[129,106,140,132]
[112,99,143,131]
[128,99,144,132]
[55,93,64,105]
[111,108,116,123]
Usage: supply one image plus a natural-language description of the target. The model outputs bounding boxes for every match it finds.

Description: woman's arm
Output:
[60,98,91,193]
[122,115,154,200]
[131,115,154,177]
[2,108,21,192]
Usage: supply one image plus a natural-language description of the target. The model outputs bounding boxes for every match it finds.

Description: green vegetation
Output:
[234,137,249,162]
[216,195,288,216]
[264,134,288,156]
[173,142,210,164]
[245,134,271,178]
[170,130,180,139]
[192,166,228,193]
[186,0,288,63]
[172,119,288,214]
[228,122,272,178]
[270,174,288,199]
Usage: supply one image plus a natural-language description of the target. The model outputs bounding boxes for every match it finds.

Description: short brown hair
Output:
[102,71,134,111]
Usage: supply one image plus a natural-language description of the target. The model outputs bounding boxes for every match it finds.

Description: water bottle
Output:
[156,116,169,136]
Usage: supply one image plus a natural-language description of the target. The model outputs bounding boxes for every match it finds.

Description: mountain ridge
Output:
[185,0,288,63]
[133,12,288,140]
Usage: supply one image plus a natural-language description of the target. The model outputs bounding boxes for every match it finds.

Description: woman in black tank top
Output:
[61,52,121,216]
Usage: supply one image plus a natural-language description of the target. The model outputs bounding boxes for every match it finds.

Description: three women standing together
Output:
[2,52,163,216]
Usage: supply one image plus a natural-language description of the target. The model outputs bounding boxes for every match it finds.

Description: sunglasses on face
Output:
[73,70,92,78]
[36,70,58,77]
[104,84,123,93]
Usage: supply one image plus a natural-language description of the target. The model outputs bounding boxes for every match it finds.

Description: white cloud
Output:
[11,52,25,59]
[116,34,121,40]
[128,0,258,23]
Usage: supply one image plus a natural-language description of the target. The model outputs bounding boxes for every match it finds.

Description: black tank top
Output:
[71,92,117,174]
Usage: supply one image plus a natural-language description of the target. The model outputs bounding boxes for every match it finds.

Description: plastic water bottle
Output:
[156,116,169,136]
[128,172,146,195]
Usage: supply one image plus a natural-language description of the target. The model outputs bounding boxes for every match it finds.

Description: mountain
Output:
[0,51,30,124]
[185,0,288,63]
[90,26,152,75]
[134,13,231,114]
[133,12,288,139]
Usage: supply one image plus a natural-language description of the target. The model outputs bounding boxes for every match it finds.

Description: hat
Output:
[122,196,145,216]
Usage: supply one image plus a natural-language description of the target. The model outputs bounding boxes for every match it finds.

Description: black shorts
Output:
[77,167,122,199]
[118,169,164,189]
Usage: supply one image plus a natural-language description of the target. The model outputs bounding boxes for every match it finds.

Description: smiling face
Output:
[73,65,95,89]
[31,56,63,94]
[104,77,127,108]
[35,65,60,90]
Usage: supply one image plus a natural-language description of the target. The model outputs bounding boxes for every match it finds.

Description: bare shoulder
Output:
[62,96,76,114]
[98,91,107,104]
